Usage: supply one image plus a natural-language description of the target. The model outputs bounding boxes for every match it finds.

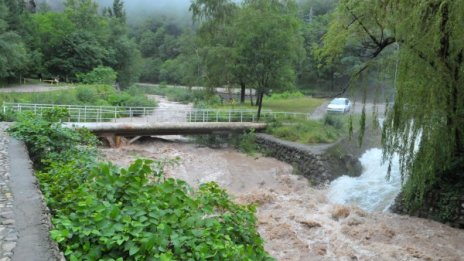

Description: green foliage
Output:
[324,114,344,129]
[0,84,156,108]
[235,130,258,155]
[9,110,273,260]
[268,116,350,144]
[0,0,28,79]
[267,91,304,101]
[0,0,142,86]
[52,161,271,260]
[323,0,464,216]
[264,96,324,113]
[8,109,98,167]
[77,66,117,84]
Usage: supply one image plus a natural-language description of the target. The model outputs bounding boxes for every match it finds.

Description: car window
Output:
[331,99,345,105]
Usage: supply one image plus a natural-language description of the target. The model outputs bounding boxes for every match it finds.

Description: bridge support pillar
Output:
[101,133,128,148]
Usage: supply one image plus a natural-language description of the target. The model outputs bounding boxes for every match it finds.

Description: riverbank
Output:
[100,139,464,260]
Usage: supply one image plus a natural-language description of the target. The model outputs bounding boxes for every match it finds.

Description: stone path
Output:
[0,125,17,260]
[0,124,61,260]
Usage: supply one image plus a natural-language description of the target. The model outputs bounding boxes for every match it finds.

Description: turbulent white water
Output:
[328,148,401,212]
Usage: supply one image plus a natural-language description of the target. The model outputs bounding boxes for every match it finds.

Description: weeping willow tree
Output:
[321,0,464,214]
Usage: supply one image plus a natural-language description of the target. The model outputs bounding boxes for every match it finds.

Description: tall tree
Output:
[235,0,305,118]
[105,0,141,88]
[190,0,243,99]
[191,0,304,109]
[112,0,125,22]
[64,0,99,32]
[0,0,28,82]
[322,0,464,214]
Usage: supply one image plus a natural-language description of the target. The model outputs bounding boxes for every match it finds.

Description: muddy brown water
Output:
[100,140,464,261]
[100,94,464,260]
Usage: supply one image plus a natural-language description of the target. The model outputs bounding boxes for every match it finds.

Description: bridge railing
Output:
[2,103,310,123]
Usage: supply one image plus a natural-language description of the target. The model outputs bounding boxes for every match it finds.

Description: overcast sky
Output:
[97,0,192,13]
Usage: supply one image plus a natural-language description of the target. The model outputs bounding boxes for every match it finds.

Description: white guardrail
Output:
[2,103,311,123]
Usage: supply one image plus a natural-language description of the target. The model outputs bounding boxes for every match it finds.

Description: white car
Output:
[327,98,351,113]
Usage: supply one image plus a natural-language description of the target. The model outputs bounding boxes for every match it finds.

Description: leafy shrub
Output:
[78,66,117,84]
[124,96,155,108]
[8,109,97,167]
[9,110,273,260]
[0,84,156,108]
[76,86,99,103]
[53,161,271,260]
[267,91,304,101]
[267,117,349,144]
[234,130,258,155]
[0,108,17,122]
[324,114,344,129]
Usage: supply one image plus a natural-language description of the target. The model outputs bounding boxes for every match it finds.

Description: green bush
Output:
[8,111,273,261]
[266,117,349,144]
[78,66,117,85]
[324,114,344,129]
[76,86,99,103]
[267,91,304,101]
[0,84,157,108]
[8,109,97,167]
[236,130,258,155]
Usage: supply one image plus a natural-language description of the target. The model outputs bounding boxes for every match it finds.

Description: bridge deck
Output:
[66,122,267,136]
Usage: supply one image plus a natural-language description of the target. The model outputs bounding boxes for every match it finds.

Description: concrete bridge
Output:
[66,121,267,147]
[4,103,308,146]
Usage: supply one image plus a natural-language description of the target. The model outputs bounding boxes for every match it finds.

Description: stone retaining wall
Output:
[391,189,464,229]
[255,134,362,185]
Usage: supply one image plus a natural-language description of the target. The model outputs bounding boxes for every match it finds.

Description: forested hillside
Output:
[1,0,394,96]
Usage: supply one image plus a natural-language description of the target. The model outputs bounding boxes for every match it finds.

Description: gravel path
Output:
[0,84,73,93]
[0,124,61,261]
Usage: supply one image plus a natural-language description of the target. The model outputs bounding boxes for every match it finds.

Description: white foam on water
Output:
[328,148,401,212]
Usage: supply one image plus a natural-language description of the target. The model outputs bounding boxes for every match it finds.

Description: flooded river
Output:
[100,141,464,261]
[100,96,464,260]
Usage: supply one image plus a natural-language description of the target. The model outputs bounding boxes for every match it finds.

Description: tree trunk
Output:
[256,91,264,121]
[250,88,254,106]
[240,81,246,104]
[331,69,335,91]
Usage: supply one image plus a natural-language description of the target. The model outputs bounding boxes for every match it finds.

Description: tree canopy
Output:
[0,0,141,88]
[190,0,304,117]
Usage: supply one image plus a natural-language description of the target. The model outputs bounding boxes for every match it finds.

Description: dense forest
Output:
[1,0,385,95]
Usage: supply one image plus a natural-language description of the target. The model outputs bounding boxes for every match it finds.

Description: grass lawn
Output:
[213,96,326,114]
[267,114,358,144]
[264,96,325,113]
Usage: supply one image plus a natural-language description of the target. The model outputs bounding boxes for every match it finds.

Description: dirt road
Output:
[0,84,73,93]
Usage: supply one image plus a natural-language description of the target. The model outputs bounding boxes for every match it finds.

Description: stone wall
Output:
[391,189,464,229]
[255,134,362,185]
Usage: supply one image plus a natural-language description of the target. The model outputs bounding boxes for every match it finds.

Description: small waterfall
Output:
[328,148,401,212]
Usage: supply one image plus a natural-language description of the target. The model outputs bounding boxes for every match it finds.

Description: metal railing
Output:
[2,103,311,123]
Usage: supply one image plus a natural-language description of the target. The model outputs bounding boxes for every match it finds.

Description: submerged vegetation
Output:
[8,110,273,260]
